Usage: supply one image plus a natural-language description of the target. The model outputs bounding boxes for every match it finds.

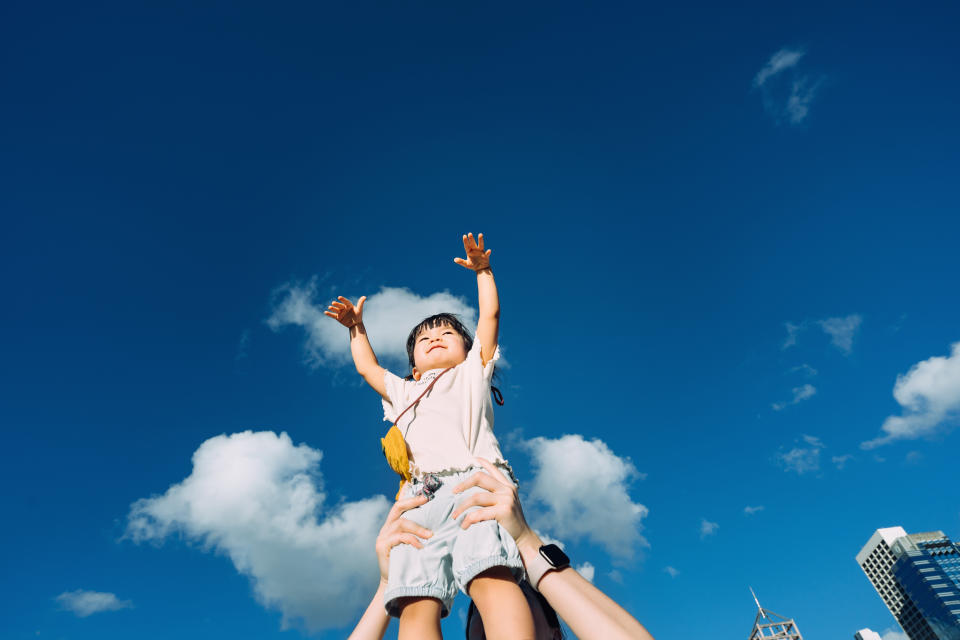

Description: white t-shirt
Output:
[382,338,506,475]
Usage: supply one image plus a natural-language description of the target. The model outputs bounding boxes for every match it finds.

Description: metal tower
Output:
[747,588,804,640]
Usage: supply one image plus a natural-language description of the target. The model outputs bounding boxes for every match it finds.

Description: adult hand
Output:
[324,295,366,328]
[374,494,433,583]
[450,457,536,548]
[454,232,492,272]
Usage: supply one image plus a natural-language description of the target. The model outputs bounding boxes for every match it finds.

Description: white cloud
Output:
[55,590,132,617]
[575,562,595,582]
[862,342,960,449]
[786,77,822,124]
[905,451,923,465]
[700,519,718,539]
[126,431,391,632]
[772,383,816,411]
[776,434,825,474]
[744,505,764,515]
[754,48,805,87]
[782,322,804,350]
[881,629,909,640]
[818,315,862,354]
[789,363,818,377]
[267,282,477,370]
[664,566,679,578]
[831,454,853,470]
[523,435,648,561]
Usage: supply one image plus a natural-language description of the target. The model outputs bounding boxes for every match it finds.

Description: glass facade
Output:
[891,535,960,640]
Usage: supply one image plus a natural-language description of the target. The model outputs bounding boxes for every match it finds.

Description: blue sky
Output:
[2,2,959,638]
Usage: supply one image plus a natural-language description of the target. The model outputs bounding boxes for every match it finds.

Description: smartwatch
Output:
[525,543,570,591]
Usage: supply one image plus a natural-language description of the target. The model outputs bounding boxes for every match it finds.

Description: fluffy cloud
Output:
[575,562,595,582]
[126,431,390,632]
[664,566,680,578]
[776,434,824,474]
[699,519,718,539]
[772,383,816,411]
[818,315,862,354]
[523,435,648,561]
[267,282,477,369]
[881,629,909,640]
[744,505,764,515]
[862,342,960,449]
[55,590,132,617]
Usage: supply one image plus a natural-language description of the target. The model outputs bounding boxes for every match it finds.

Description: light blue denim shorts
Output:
[383,466,524,618]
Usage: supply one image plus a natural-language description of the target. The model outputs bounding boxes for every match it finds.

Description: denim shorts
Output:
[383,466,524,618]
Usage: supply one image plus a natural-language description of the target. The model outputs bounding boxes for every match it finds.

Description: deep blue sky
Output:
[2,2,959,638]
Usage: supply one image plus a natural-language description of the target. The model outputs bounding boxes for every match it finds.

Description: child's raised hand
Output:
[454,232,492,271]
[324,295,366,328]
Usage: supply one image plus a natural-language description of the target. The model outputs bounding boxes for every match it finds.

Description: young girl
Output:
[325,233,535,640]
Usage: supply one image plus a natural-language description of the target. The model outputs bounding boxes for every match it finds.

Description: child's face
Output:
[411,322,468,380]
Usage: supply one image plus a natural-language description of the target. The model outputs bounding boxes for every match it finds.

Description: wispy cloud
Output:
[772,383,816,411]
[862,342,960,448]
[754,48,805,87]
[789,363,818,378]
[55,590,132,617]
[700,519,719,539]
[831,454,853,470]
[818,315,862,355]
[126,431,391,632]
[753,47,825,125]
[267,281,476,369]
[744,505,765,515]
[882,629,909,640]
[776,434,825,474]
[781,315,861,354]
[523,434,649,561]
[664,566,680,578]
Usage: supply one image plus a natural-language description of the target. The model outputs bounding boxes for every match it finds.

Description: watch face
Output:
[539,543,570,568]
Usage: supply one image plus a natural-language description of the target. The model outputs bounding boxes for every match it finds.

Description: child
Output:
[325,233,535,640]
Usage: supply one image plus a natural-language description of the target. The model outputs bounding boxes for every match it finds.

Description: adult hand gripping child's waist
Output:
[349,456,656,640]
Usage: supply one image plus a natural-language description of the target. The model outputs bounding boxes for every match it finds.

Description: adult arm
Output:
[451,459,656,640]
[325,295,389,400]
[346,494,432,640]
[454,233,499,366]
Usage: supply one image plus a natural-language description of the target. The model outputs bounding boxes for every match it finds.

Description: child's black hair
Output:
[405,313,474,371]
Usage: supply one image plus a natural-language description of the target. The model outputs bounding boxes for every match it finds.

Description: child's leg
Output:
[468,567,535,640]
[396,596,443,640]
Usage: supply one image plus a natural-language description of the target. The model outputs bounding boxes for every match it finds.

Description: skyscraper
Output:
[857,527,960,640]
[855,630,882,640]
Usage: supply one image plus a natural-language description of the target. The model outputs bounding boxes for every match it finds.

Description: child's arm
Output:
[325,296,389,400]
[454,233,499,366]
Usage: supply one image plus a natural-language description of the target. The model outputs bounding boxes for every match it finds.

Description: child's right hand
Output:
[324,295,366,328]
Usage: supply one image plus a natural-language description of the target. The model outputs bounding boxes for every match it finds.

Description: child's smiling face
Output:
[412,322,468,380]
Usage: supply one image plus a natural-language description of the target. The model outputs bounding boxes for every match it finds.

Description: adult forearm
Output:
[516,535,654,640]
[347,581,391,640]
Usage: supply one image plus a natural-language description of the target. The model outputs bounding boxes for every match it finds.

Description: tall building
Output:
[857,527,960,640]
[855,630,882,640]
[890,533,960,640]
[747,589,803,640]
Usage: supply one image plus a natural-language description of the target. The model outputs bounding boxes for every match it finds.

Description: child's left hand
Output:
[454,232,492,271]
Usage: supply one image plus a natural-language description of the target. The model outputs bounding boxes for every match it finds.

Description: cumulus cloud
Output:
[267,281,477,369]
[523,435,648,561]
[575,562,595,582]
[818,315,862,354]
[664,566,680,578]
[126,431,390,632]
[744,505,764,515]
[772,383,816,411]
[776,434,825,474]
[700,519,718,539]
[862,342,960,449]
[753,47,823,125]
[55,590,132,617]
